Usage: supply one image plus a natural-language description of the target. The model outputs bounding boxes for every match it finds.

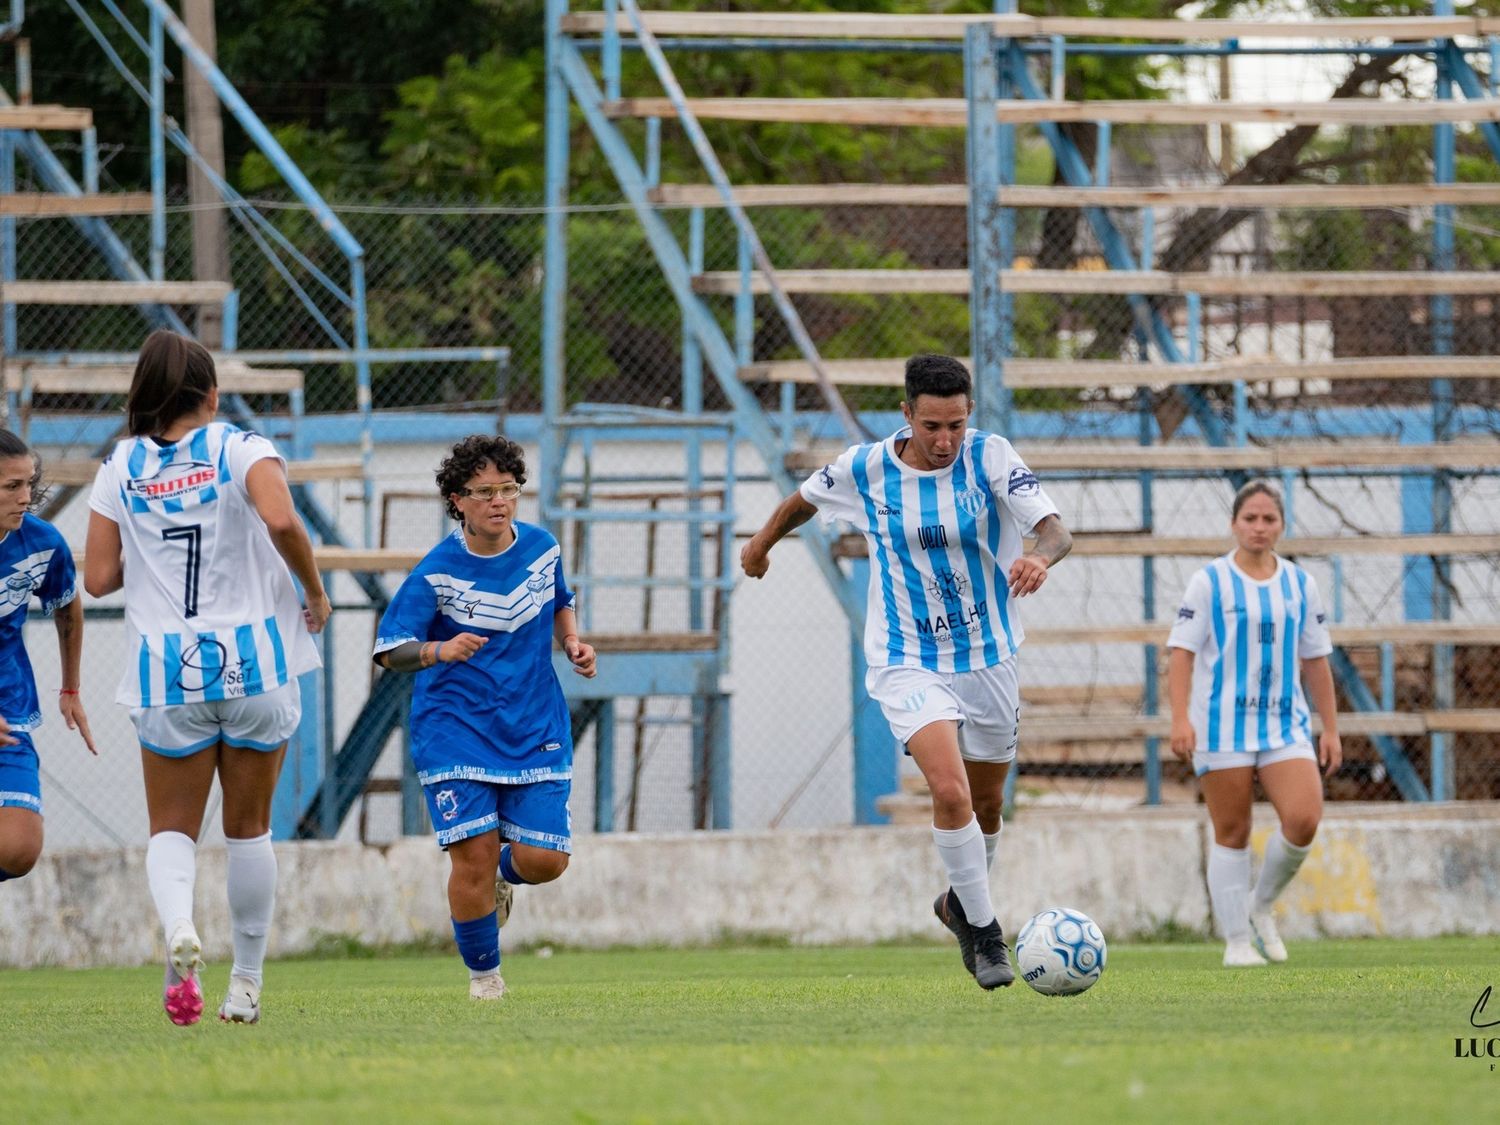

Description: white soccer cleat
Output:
[1249,911,1288,963]
[219,975,262,1024]
[495,877,514,928]
[1223,940,1269,968]
[469,972,507,1001]
[163,921,205,1025]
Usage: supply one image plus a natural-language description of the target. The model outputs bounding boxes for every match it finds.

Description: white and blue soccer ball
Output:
[1015,907,1107,996]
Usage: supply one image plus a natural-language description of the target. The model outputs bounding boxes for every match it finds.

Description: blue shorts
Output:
[0,731,42,815]
[423,776,572,852]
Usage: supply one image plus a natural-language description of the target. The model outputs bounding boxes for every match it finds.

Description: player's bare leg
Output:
[963,758,1009,869]
[141,747,218,1023]
[908,722,1013,988]
[1248,758,1323,962]
[1200,767,1266,967]
[216,743,287,1022]
[0,807,43,880]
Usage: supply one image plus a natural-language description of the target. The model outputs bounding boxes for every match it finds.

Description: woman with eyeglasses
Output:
[85,330,331,1026]
[374,434,595,1001]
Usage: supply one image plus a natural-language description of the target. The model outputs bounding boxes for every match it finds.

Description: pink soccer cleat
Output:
[163,922,205,1026]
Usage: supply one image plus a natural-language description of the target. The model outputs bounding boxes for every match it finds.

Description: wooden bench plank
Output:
[652,182,1500,210]
[11,364,303,395]
[699,268,1500,297]
[830,532,1500,560]
[609,97,1500,129]
[743,356,1500,391]
[0,280,232,305]
[0,105,92,131]
[41,458,360,487]
[0,193,155,216]
[1025,623,1500,647]
[1016,711,1500,742]
[568,12,1486,43]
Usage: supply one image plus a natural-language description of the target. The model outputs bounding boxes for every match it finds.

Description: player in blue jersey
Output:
[1167,480,1341,968]
[374,434,596,1001]
[0,430,96,884]
[85,331,331,1025]
[741,354,1073,990]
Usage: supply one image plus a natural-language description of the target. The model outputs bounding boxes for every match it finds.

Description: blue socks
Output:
[451,911,500,977]
[498,844,532,886]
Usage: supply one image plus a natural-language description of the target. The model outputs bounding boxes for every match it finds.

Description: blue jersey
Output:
[374,523,575,785]
[0,514,77,731]
[801,427,1060,672]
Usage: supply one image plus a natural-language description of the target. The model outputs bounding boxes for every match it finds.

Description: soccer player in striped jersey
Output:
[741,354,1072,990]
[1167,480,1341,968]
[0,430,96,884]
[84,330,331,1025]
[373,435,596,1002]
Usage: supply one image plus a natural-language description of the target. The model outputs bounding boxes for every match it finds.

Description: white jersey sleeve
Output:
[1298,571,1334,659]
[221,429,285,484]
[1167,570,1213,652]
[87,455,123,522]
[982,438,1059,533]
[798,446,866,529]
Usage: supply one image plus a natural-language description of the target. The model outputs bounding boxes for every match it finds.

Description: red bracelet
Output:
[58,689,80,695]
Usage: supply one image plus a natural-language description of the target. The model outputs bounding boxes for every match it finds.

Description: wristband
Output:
[58,688,80,695]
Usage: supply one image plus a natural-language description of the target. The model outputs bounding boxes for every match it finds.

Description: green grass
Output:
[2,938,1496,1123]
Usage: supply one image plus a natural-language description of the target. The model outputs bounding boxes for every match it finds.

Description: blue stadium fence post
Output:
[710,429,736,829]
[541,0,572,535]
[965,21,1008,436]
[995,0,1016,421]
[595,702,616,832]
[850,557,893,825]
[1,131,15,419]
[148,4,165,280]
[1428,0,1457,800]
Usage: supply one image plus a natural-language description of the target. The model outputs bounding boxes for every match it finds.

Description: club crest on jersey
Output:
[434,789,460,822]
[1007,467,1040,496]
[902,690,928,713]
[126,459,217,501]
[1,550,53,614]
[927,568,968,603]
[954,487,987,518]
[527,570,552,608]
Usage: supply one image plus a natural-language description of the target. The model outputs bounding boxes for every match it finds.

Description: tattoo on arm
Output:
[1030,515,1073,566]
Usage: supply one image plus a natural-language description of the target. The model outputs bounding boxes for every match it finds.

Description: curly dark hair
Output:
[437,434,528,521]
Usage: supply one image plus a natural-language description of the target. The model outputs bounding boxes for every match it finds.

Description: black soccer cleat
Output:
[934,889,976,977]
[971,919,1016,990]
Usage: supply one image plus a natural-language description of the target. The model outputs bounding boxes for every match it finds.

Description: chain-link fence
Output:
[10,119,1500,846]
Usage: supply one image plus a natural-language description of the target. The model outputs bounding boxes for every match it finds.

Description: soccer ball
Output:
[1015,907,1107,996]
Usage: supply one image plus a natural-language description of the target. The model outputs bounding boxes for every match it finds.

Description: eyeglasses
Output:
[461,482,523,502]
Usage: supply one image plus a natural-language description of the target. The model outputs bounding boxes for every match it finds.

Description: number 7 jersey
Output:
[89,422,321,707]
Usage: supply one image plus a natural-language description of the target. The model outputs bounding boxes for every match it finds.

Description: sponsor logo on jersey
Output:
[1177,606,1196,621]
[916,600,988,638]
[434,789,460,822]
[818,465,836,489]
[954,487,987,517]
[917,523,949,550]
[127,459,218,501]
[927,568,969,603]
[875,505,901,516]
[1316,613,1327,624]
[1007,467,1040,496]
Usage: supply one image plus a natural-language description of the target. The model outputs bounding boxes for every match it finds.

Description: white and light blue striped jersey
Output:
[88,422,320,708]
[373,523,575,785]
[800,427,1060,672]
[0,513,77,731]
[1167,554,1333,754]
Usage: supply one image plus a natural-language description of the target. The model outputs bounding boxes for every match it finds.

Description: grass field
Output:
[2,937,1495,1123]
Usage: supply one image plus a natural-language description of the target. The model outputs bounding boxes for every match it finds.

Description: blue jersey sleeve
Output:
[553,553,575,614]
[34,522,77,615]
[374,566,439,656]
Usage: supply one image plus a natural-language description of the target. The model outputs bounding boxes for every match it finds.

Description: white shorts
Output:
[866,660,1020,764]
[1193,740,1316,778]
[131,680,302,758]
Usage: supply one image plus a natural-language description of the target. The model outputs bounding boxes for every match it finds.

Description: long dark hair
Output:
[127,330,217,436]
[0,427,43,506]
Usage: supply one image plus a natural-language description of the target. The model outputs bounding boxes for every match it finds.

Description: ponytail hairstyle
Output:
[0,427,43,507]
[126,329,217,437]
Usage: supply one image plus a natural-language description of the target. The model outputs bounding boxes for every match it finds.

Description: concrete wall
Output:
[2,804,1497,969]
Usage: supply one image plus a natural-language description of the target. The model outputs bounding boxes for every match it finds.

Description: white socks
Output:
[1207,843,1252,944]
[983,821,1002,872]
[1252,830,1312,915]
[226,832,278,987]
[146,831,198,944]
[933,816,995,928]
